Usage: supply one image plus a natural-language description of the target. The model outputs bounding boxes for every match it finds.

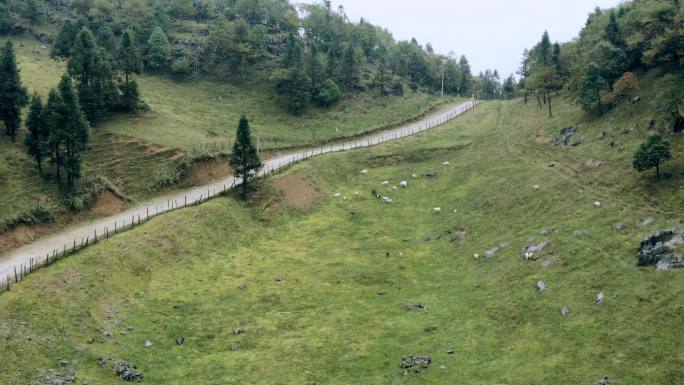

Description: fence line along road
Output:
[0,101,481,293]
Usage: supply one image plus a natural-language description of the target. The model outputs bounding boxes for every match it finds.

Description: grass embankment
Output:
[0,91,681,384]
[0,36,447,230]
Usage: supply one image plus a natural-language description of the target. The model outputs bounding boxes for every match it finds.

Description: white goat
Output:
[411,174,418,178]
[381,196,393,204]
[333,193,342,198]
[399,181,408,188]
[442,161,451,166]
[593,201,602,208]
[360,169,368,175]
[433,207,442,213]
[381,180,390,185]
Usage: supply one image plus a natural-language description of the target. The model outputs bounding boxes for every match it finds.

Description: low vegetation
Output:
[0,88,681,383]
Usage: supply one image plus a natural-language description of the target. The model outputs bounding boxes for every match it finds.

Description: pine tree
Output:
[45,89,65,182]
[604,11,624,48]
[24,93,48,174]
[146,26,170,70]
[118,30,142,113]
[538,31,552,65]
[57,74,90,189]
[342,43,359,89]
[0,40,28,142]
[51,19,81,59]
[229,116,262,199]
[578,62,607,112]
[308,42,321,89]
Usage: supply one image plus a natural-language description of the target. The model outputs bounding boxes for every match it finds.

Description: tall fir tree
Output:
[45,89,65,182]
[146,26,170,70]
[24,93,49,174]
[119,30,142,113]
[229,116,262,199]
[0,40,28,142]
[57,74,90,189]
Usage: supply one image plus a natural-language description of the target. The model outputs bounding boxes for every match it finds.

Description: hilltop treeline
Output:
[0,0,484,113]
[520,0,684,130]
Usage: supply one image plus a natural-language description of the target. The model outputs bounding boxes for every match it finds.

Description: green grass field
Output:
[0,35,448,227]
[1,87,682,383]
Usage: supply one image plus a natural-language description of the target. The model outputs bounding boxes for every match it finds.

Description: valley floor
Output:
[0,98,682,384]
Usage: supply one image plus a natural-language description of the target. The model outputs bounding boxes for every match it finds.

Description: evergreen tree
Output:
[283,33,302,69]
[57,74,90,189]
[578,62,607,112]
[538,31,552,65]
[51,19,81,59]
[315,79,341,106]
[45,89,65,182]
[653,75,684,132]
[274,67,312,115]
[146,26,170,70]
[0,41,28,142]
[342,43,359,89]
[633,134,671,180]
[604,11,624,48]
[458,55,472,95]
[68,28,118,124]
[24,93,48,174]
[229,116,262,199]
[308,42,321,89]
[119,30,142,112]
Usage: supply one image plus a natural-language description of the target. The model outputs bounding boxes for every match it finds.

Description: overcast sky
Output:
[299,0,622,77]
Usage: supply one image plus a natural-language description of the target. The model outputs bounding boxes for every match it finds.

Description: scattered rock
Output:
[112,360,144,382]
[613,222,625,231]
[636,218,654,228]
[405,302,425,311]
[446,348,455,355]
[593,377,615,385]
[543,259,555,267]
[424,172,439,178]
[450,229,466,243]
[144,340,152,348]
[239,283,247,290]
[176,337,185,345]
[561,305,569,317]
[378,291,385,296]
[102,331,113,338]
[554,125,578,146]
[637,227,684,269]
[540,228,549,236]
[423,326,438,332]
[572,230,590,237]
[596,291,605,304]
[400,355,432,372]
[439,364,447,370]
[537,280,546,293]
[484,246,500,259]
[233,327,245,335]
[524,241,549,260]
[231,343,239,351]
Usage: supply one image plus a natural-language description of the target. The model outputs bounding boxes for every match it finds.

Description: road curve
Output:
[0,100,479,285]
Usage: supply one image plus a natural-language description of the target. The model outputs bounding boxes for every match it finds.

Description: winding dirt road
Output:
[0,100,479,284]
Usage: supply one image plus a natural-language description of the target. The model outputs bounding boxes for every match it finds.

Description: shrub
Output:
[315,79,341,107]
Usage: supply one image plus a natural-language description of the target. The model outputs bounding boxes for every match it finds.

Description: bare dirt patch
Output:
[584,158,607,168]
[273,172,323,211]
[91,190,126,216]
[0,224,50,255]
[547,160,579,177]
[181,156,234,187]
[535,135,552,145]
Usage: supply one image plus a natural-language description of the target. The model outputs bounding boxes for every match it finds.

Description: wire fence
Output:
[0,101,481,295]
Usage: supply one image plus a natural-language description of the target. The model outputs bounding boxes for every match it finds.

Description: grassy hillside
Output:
[1,87,681,383]
[0,35,448,232]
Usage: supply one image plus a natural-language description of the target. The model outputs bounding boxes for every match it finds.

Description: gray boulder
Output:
[637,227,684,269]
[561,306,569,317]
[537,281,546,293]
[613,222,625,231]
[554,125,578,146]
[636,218,654,228]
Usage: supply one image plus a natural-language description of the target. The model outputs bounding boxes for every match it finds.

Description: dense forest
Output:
[0,0,497,115]
[519,0,684,131]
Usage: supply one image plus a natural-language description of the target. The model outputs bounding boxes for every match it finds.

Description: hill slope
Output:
[0,90,682,384]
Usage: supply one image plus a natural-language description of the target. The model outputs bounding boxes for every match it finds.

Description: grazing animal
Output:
[596,291,605,304]
[424,172,439,178]
[593,201,602,208]
[371,189,382,199]
[442,161,451,166]
[399,181,408,188]
[382,180,390,185]
[360,169,368,175]
[381,196,393,204]
[433,207,442,213]
[333,193,342,198]
[411,174,418,178]
[533,185,540,190]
